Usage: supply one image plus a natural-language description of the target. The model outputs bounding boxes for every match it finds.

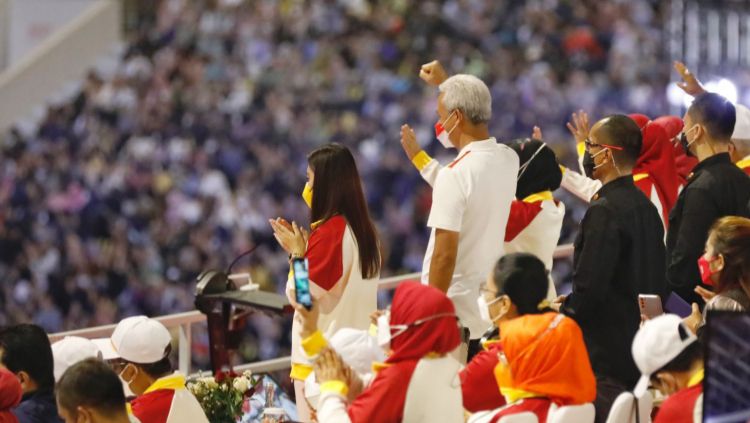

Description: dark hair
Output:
[57,358,127,417]
[597,114,643,167]
[709,216,750,293]
[0,324,55,391]
[491,253,549,315]
[509,138,562,200]
[130,344,173,379]
[688,92,736,141]
[308,143,381,279]
[651,337,703,380]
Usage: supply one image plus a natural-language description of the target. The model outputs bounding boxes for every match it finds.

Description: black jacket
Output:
[666,153,750,304]
[562,176,666,387]
[12,389,63,423]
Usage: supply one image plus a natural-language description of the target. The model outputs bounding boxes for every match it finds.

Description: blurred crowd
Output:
[0,0,669,366]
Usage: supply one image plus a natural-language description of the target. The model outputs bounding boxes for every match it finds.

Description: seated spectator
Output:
[462,252,561,412]
[632,314,703,423]
[468,255,596,423]
[683,216,750,335]
[95,316,208,423]
[51,337,102,382]
[56,358,137,423]
[0,324,62,423]
[504,138,564,299]
[302,328,385,420]
[0,368,22,423]
[306,282,462,423]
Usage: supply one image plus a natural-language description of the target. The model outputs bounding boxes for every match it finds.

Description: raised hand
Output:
[674,61,706,97]
[683,303,702,334]
[694,285,716,303]
[400,124,421,160]
[566,110,590,145]
[314,348,350,384]
[532,126,543,140]
[269,218,307,257]
[294,299,320,339]
[419,60,448,86]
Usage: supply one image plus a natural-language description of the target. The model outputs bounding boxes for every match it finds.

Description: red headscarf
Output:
[495,313,596,406]
[629,113,651,129]
[386,282,461,363]
[0,368,21,423]
[653,115,697,183]
[347,283,460,423]
[628,114,682,216]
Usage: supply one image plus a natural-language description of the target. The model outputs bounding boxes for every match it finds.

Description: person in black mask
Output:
[504,137,564,300]
[551,115,666,423]
[667,92,750,305]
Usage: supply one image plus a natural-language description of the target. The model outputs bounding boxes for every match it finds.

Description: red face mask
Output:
[697,255,719,286]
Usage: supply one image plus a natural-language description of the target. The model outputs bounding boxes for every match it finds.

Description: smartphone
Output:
[292,258,312,310]
[638,294,663,319]
[665,292,692,318]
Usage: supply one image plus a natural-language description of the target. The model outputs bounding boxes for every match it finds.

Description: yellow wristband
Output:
[320,380,349,397]
[301,330,328,357]
[411,150,433,171]
[559,165,567,174]
[576,142,585,158]
[290,363,313,381]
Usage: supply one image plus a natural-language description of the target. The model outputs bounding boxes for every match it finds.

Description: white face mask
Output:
[376,313,391,350]
[376,311,457,351]
[477,295,503,325]
[118,364,136,397]
[434,111,458,149]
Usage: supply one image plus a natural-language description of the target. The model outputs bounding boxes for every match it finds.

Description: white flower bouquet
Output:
[188,370,261,423]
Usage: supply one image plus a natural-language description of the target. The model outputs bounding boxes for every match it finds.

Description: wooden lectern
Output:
[195,270,292,373]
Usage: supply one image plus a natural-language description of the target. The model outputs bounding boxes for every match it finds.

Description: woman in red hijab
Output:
[630,114,683,229]
[0,368,21,423]
[312,282,461,423]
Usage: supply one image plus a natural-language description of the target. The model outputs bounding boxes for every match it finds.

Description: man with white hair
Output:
[400,61,518,358]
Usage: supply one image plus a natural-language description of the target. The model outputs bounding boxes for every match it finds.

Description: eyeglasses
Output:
[585,138,624,152]
[479,285,504,300]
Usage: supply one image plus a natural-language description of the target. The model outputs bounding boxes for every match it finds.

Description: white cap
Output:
[93,316,171,364]
[733,104,750,140]
[631,314,697,396]
[328,328,385,375]
[52,336,102,382]
[304,328,385,406]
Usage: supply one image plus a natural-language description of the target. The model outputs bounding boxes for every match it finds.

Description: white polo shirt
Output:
[421,138,518,338]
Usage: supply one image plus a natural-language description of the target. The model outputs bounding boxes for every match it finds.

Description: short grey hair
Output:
[438,74,492,124]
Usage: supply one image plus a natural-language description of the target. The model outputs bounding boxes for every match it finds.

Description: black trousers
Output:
[594,376,628,423]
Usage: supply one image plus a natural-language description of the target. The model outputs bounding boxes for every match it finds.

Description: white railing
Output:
[50,244,575,375]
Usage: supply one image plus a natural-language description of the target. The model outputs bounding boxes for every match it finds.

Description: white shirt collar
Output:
[458,137,497,154]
